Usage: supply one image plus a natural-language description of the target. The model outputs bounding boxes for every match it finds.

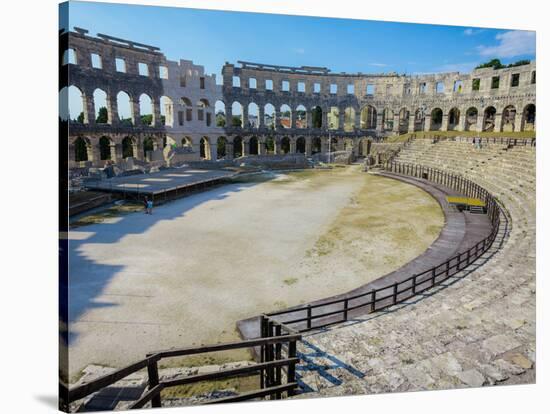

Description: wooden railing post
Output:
[147,360,161,408]
[431,267,436,287]
[393,283,398,305]
[370,289,376,313]
[287,339,297,397]
[306,305,312,330]
[275,324,282,399]
[343,298,349,321]
[412,274,417,295]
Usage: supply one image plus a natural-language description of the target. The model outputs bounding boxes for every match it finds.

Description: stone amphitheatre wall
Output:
[62,28,536,170]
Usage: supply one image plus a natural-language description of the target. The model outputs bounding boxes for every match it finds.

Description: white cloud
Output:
[464,28,484,36]
[477,30,535,58]
[368,62,388,67]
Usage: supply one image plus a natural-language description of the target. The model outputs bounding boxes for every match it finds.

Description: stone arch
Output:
[231,102,243,127]
[116,91,133,125]
[522,104,535,131]
[264,104,276,129]
[139,93,153,125]
[448,107,460,131]
[93,88,109,124]
[61,85,86,123]
[311,106,323,128]
[74,136,91,162]
[248,102,259,128]
[249,136,259,155]
[265,135,275,154]
[464,107,478,131]
[328,107,340,129]
[122,136,136,159]
[414,108,425,131]
[501,105,516,132]
[99,136,114,161]
[280,136,291,154]
[344,107,356,132]
[430,108,443,131]
[312,137,322,154]
[143,136,155,159]
[296,105,307,129]
[360,106,377,129]
[280,104,292,129]
[181,136,192,147]
[296,137,306,154]
[483,106,497,132]
[217,136,227,159]
[200,136,211,160]
[233,136,243,158]
[215,100,226,127]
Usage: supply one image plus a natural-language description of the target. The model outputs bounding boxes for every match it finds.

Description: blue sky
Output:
[64,1,535,77]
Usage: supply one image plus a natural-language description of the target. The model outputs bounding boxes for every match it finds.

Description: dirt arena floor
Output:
[66,166,444,379]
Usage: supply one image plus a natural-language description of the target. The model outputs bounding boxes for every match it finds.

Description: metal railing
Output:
[265,161,503,332]
[61,319,301,410]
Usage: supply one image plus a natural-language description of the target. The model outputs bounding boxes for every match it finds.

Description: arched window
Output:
[215,101,226,127]
[117,91,133,125]
[93,88,108,124]
[448,108,460,130]
[74,137,89,162]
[501,106,516,132]
[312,137,322,154]
[199,137,211,160]
[217,136,227,159]
[483,106,497,132]
[231,102,243,127]
[360,106,376,129]
[264,104,275,129]
[430,108,443,131]
[465,107,478,131]
[522,104,535,131]
[296,137,306,154]
[160,96,174,126]
[383,108,394,131]
[344,107,356,132]
[280,104,291,129]
[249,136,259,155]
[295,105,307,129]
[233,136,243,158]
[328,107,339,129]
[143,137,155,159]
[139,94,153,125]
[311,106,322,128]
[60,85,85,123]
[99,136,113,160]
[280,137,291,154]
[248,103,259,128]
[122,137,135,159]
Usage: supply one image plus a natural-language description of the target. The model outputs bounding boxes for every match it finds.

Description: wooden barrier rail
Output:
[62,323,301,410]
[266,161,504,332]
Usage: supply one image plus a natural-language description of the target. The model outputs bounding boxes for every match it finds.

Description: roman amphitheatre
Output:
[60,28,535,411]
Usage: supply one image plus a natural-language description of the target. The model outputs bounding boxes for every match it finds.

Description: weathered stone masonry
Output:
[62,29,536,169]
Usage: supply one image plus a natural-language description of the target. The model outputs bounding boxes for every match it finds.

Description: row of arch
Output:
[216,101,536,132]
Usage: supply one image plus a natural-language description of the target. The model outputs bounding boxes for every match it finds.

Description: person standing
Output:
[147,197,153,215]
[143,196,149,214]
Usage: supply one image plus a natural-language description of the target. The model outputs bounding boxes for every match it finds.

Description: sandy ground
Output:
[66,166,443,379]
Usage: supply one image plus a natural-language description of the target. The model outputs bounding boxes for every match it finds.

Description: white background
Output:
[0,0,547,412]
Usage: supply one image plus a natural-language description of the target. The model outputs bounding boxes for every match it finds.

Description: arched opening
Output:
[139,93,153,125]
[264,104,275,129]
[312,137,322,154]
[93,88,109,124]
[181,97,193,124]
[280,137,291,154]
[249,136,259,155]
[280,104,291,129]
[483,106,497,131]
[265,136,275,154]
[215,100,226,127]
[181,136,192,147]
[248,103,259,128]
[522,104,536,131]
[233,136,243,158]
[217,136,227,159]
[344,107,356,132]
[160,96,174,127]
[231,102,243,127]
[200,137,211,160]
[430,108,443,131]
[99,136,113,160]
[399,108,409,133]
[360,106,376,129]
[116,91,133,126]
[465,107,478,131]
[296,105,307,129]
[448,108,460,131]
[344,138,354,152]
[61,85,86,123]
[501,105,516,132]
[383,108,394,131]
[143,137,155,159]
[311,106,323,128]
[329,137,338,153]
[74,137,90,162]
[122,136,135,159]
[414,109,425,131]
[296,137,306,154]
[328,107,339,129]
